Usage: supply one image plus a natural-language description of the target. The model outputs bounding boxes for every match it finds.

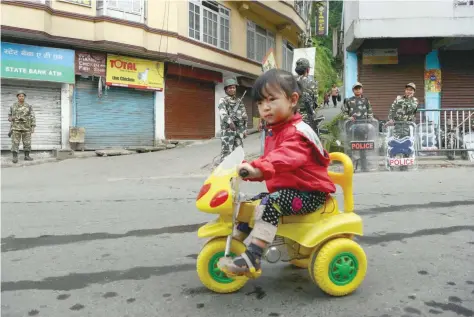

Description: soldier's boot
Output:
[12,152,18,164]
[24,151,33,161]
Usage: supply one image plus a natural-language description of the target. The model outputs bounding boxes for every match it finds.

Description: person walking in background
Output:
[331,84,340,108]
[8,90,36,163]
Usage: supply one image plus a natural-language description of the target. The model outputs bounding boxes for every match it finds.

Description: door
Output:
[165,76,215,139]
[75,77,155,149]
[1,80,62,150]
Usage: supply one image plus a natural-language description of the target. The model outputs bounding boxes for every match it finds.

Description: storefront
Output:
[74,53,164,149]
[357,39,428,120]
[439,50,474,109]
[1,42,75,151]
[165,63,222,140]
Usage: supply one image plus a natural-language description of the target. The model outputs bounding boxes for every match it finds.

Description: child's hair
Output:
[252,69,302,113]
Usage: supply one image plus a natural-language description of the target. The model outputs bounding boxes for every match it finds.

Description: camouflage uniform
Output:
[341,82,374,170]
[8,90,36,163]
[388,84,418,138]
[295,58,318,127]
[218,78,248,162]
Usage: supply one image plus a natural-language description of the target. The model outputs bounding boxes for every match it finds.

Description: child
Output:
[219,69,336,276]
[323,92,330,108]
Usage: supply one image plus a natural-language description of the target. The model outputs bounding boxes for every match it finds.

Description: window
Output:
[188,1,230,51]
[455,0,474,5]
[282,40,294,72]
[247,21,276,63]
[107,0,141,14]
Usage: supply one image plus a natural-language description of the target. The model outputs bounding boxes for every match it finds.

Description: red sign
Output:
[351,141,375,150]
[75,51,106,77]
[389,158,415,166]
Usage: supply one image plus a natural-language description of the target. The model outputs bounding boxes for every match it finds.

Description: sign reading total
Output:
[351,141,375,150]
[106,54,164,91]
[389,158,415,166]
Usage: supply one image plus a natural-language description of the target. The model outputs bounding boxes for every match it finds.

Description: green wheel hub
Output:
[208,251,236,284]
[328,252,359,286]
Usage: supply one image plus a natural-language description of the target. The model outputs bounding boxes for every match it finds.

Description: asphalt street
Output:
[1,134,474,317]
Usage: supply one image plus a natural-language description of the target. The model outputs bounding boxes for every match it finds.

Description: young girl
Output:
[219,69,336,276]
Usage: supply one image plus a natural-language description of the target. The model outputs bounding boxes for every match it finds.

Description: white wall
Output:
[215,82,226,137]
[61,83,71,150]
[155,88,165,142]
[344,0,474,48]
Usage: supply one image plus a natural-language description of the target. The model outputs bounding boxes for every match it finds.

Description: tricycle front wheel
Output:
[196,238,248,293]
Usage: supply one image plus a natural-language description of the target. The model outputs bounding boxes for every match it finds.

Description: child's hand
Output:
[237,163,263,179]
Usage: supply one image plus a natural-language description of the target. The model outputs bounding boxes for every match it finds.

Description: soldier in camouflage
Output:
[8,90,36,163]
[294,58,318,128]
[341,82,375,171]
[388,82,418,138]
[218,78,248,162]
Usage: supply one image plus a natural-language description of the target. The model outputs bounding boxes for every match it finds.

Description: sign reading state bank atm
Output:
[106,54,164,91]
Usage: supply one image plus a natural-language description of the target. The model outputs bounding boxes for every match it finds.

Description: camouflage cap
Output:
[296,58,310,69]
[16,90,26,97]
[224,78,238,88]
[352,82,363,89]
[406,82,416,90]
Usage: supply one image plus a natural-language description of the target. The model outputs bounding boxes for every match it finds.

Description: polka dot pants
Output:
[252,189,328,227]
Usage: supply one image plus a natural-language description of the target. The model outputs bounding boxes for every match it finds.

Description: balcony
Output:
[237,1,307,35]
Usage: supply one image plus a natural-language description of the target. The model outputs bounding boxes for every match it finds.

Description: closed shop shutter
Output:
[1,80,61,150]
[165,76,215,139]
[75,77,154,149]
[440,50,474,109]
[358,55,425,120]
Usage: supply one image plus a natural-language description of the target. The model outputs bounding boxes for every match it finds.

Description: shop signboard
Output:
[106,54,164,91]
[1,42,75,83]
[75,51,106,77]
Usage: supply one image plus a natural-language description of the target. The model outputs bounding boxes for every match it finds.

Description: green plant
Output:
[320,113,345,153]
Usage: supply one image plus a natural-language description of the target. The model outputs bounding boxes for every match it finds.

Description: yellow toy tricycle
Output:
[195,147,367,296]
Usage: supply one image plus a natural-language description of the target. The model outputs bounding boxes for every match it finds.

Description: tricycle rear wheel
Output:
[308,238,367,296]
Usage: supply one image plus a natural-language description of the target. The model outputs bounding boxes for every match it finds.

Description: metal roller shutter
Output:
[440,50,474,109]
[165,75,215,139]
[358,55,425,120]
[1,80,61,150]
[75,77,155,149]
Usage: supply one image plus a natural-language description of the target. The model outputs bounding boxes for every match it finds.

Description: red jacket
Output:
[250,114,336,194]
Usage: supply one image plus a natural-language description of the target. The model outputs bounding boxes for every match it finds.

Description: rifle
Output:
[231,90,247,122]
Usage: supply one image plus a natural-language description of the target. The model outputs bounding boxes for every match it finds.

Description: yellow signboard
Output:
[106,54,164,91]
[362,49,398,65]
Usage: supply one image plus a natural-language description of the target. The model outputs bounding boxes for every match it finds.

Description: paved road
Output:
[2,134,474,317]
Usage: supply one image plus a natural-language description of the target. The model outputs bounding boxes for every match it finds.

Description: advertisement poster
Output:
[315,0,329,37]
[75,51,106,77]
[106,54,164,91]
[1,42,75,83]
[292,47,316,81]
[424,69,441,93]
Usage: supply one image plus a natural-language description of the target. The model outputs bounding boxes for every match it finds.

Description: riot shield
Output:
[383,121,418,171]
[343,119,380,172]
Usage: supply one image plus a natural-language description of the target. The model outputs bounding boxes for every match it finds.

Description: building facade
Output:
[342,0,474,121]
[1,0,311,150]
